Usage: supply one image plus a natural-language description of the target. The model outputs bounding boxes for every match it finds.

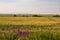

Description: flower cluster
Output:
[15,29,31,36]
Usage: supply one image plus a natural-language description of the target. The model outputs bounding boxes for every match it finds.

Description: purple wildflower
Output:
[16,29,31,36]
[17,31,27,36]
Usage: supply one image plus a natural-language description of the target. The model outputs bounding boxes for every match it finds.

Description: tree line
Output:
[13,14,60,17]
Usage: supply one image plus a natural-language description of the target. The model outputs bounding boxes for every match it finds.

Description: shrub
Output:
[53,15,60,17]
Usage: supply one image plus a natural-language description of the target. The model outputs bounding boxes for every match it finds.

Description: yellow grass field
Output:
[0,16,60,33]
[0,16,60,40]
[0,17,60,25]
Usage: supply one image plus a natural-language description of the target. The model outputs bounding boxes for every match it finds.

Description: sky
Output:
[0,0,60,14]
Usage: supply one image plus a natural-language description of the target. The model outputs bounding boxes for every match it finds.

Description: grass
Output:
[0,17,60,25]
[0,29,60,40]
[0,16,60,40]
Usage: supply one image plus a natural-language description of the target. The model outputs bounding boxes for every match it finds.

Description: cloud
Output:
[16,0,38,4]
[0,0,60,14]
[17,0,36,2]
[0,3,17,13]
[0,0,16,3]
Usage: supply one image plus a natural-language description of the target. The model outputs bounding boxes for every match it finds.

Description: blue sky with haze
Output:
[0,0,60,14]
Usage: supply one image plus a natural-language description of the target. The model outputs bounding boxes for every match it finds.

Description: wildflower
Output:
[16,29,31,36]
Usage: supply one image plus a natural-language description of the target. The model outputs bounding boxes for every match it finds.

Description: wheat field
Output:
[0,16,60,40]
[0,17,60,25]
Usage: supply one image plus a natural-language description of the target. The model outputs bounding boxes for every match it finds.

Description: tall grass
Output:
[0,30,60,40]
[0,24,60,40]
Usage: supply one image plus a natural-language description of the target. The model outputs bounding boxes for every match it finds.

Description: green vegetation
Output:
[0,24,60,40]
[0,16,60,40]
[53,15,60,17]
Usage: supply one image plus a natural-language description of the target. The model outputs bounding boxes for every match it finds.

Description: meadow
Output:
[0,16,60,40]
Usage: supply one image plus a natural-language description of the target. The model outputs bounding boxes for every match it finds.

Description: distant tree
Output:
[32,15,42,17]
[53,15,59,17]
[14,14,16,17]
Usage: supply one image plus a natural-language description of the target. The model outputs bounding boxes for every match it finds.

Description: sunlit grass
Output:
[0,17,60,40]
[0,17,60,25]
